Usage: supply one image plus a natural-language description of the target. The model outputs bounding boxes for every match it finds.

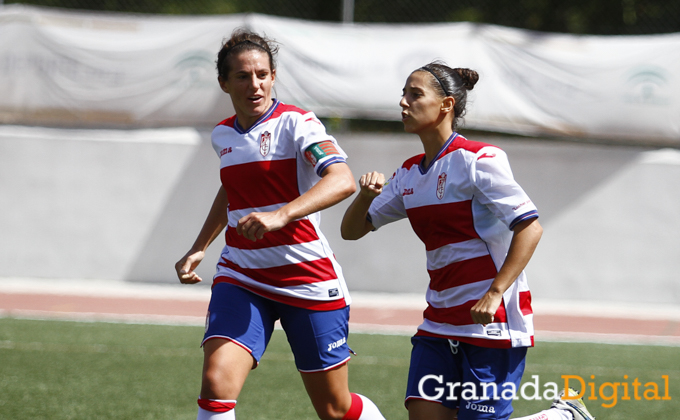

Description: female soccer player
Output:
[175,29,385,420]
[341,62,595,420]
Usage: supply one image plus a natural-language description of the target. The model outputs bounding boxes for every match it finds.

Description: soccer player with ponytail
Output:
[342,62,594,420]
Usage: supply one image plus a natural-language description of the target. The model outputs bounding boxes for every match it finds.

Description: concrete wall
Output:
[2,125,679,305]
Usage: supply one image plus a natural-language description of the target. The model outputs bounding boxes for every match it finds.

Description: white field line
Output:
[2,309,679,347]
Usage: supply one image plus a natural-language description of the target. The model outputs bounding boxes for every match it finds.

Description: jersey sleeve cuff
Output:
[315,156,346,176]
[509,210,539,230]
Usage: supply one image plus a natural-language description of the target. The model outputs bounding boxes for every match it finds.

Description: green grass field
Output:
[0,318,677,419]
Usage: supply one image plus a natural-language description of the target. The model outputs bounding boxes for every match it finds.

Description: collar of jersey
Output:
[234,98,280,134]
[419,132,459,174]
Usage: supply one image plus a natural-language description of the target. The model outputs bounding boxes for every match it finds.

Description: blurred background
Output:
[1,0,679,306]
[3,0,680,33]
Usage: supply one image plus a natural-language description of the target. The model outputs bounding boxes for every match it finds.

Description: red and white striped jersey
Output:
[368,133,538,348]
[210,99,351,311]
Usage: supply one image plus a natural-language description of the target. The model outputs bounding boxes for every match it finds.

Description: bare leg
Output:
[407,399,458,420]
[300,364,353,420]
[200,338,256,399]
[300,363,385,420]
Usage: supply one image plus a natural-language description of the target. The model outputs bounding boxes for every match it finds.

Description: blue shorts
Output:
[405,336,527,420]
[203,282,352,372]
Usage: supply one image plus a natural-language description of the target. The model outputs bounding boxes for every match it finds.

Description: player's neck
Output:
[418,126,453,168]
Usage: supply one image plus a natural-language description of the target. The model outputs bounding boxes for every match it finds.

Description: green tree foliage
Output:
[5,0,680,34]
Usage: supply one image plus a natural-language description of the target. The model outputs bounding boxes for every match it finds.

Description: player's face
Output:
[399,71,446,134]
[219,49,276,130]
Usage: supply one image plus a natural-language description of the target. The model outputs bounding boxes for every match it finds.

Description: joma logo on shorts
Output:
[327,337,346,352]
[465,401,495,414]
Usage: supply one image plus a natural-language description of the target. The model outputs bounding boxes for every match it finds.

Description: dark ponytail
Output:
[416,62,479,130]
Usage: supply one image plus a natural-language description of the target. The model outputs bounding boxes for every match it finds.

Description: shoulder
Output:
[449,134,505,162]
[215,115,237,128]
[451,134,502,155]
[401,154,424,170]
[270,102,312,120]
[267,102,325,128]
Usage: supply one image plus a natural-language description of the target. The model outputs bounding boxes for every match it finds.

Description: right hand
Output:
[175,250,205,284]
[358,171,385,198]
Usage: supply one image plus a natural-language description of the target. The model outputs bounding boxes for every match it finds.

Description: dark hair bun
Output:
[453,68,479,90]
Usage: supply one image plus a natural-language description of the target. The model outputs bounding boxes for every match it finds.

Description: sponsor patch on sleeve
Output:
[304,141,340,166]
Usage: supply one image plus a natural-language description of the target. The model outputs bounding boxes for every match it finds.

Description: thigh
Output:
[405,336,462,411]
[457,344,527,420]
[299,363,352,419]
[203,283,278,364]
[200,338,256,400]
[279,304,351,372]
[408,399,458,420]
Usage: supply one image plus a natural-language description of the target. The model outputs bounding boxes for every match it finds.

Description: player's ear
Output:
[441,97,455,114]
[271,68,276,85]
[218,76,230,94]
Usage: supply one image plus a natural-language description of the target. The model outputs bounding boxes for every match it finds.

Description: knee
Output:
[201,363,244,399]
[201,367,228,398]
[313,401,352,420]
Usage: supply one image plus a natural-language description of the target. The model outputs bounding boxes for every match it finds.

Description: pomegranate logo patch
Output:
[260,131,271,157]
[436,172,447,200]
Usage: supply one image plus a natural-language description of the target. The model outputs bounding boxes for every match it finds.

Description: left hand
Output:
[470,290,504,326]
[236,210,289,241]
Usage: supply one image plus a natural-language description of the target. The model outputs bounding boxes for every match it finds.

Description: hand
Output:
[358,171,385,198]
[236,210,288,241]
[175,250,205,284]
[470,290,503,326]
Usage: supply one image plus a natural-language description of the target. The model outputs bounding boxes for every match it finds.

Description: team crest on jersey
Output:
[260,131,271,157]
[436,172,447,200]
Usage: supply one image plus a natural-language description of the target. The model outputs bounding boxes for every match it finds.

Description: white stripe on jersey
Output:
[425,238,491,271]
[419,317,536,348]
[225,240,328,270]
[419,319,511,340]
[426,279,495,309]
[227,203,309,227]
[217,266,344,301]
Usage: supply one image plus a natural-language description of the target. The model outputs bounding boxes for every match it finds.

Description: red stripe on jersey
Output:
[519,290,533,315]
[218,257,338,288]
[265,103,308,123]
[415,330,516,349]
[448,135,495,155]
[423,299,507,326]
[402,154,424,170]
[221,159,299,211]
[216,115,237,128]
[213,276,347,310]
[406,201,479,251]
[225,219,319,250]
[427,254,498,292]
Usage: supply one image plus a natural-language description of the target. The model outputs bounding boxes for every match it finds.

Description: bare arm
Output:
[174,186,229,284]
[236,162,356,241]
[470,218,543,325]
[340,171,384,240]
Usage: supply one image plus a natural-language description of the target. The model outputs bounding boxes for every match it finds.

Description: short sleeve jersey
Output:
[211,99,350,311]
[368,133,538,348]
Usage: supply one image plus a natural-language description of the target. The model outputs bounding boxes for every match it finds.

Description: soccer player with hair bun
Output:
[175,28,385,420]
[341,62,595,420]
